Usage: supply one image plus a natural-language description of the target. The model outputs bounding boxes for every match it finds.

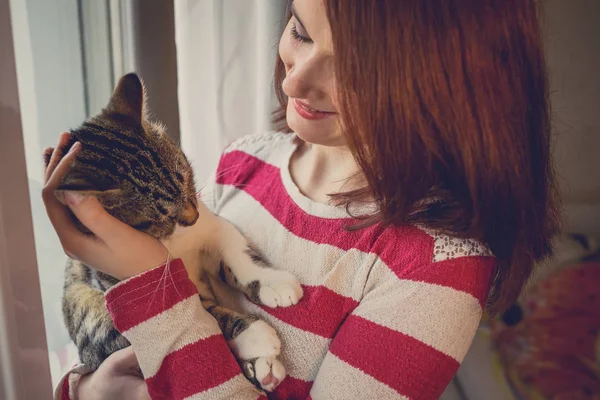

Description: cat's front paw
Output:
[253,270,303,308]
[229,320,281,360]
[229,320,286,391]
[241,356,286,392]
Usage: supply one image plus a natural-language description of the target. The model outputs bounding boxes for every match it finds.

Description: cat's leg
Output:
[63,259,130,371]
[202,299,285,392]
[216,220,303,308]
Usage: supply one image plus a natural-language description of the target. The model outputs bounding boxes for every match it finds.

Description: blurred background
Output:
[1,0,599,398]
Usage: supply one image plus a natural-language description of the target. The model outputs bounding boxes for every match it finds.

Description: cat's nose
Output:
[177,200,199,226]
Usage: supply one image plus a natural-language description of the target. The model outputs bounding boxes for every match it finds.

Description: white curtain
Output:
[175,0,286,181]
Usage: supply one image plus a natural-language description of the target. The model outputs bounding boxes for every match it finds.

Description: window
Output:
[8,0,120,388]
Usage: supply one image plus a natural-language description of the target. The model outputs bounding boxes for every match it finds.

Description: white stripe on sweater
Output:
[354,262,482,361]
[123,295,221,378]
[222,132,293,165]
[310,353,409,400]
[183,375,264,400]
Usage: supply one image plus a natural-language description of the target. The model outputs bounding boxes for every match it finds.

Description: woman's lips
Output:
[292,99,336,120]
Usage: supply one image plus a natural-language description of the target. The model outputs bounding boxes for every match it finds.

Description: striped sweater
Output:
[56,132,496,400]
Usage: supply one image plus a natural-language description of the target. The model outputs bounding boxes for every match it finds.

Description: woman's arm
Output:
[54,260,265,400]
[44,134,262,399]
[104,258,264,400]
[309,255,496,400]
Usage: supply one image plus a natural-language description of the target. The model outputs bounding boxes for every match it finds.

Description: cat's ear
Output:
[106,73,146,124]
[55,187,126,210]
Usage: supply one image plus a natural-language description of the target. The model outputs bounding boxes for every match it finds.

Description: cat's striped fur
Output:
[51,74,301,391]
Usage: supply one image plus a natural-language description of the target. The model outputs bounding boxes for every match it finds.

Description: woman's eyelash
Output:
[291,23,312,44]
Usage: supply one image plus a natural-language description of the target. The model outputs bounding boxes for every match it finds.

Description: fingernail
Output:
[68,142,81,154]
[65,191,84,206]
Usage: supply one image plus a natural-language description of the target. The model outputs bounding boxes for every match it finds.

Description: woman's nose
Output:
[282,56,329,101]
[282,64,313,100]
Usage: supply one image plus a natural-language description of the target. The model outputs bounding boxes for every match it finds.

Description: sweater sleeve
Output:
[309,254,495,400]
[104,258,265,400]
[53,365,88,400]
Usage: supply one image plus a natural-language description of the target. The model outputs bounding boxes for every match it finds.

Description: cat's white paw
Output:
[229,320,281,360]
[258,270,303,308]
[242,356,286,392]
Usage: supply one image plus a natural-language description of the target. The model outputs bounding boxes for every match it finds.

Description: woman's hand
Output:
[77,347,150,400]
[42,132,168,279]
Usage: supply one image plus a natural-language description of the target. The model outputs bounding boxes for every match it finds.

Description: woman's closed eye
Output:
[291,21,312,44]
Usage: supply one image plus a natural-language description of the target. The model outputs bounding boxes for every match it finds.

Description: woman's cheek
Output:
[278,26,294,71]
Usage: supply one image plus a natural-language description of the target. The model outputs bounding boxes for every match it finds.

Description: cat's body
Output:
[54,73,302,392]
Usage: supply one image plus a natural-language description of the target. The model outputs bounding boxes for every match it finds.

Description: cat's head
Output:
[55,73,199,240]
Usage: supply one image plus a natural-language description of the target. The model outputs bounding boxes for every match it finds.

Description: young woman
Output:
[47,0,559,399]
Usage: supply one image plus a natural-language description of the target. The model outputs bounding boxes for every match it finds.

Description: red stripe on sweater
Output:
[105,258,198,333]
[217,151,495,301]
[145,335,242,400]
[372,226,495,306]
[257,285,358,338]
[270,375,313,400]
[216,151,386,251]
[406,256,495,306]
[61,374,71,400]
[330,315,459,399]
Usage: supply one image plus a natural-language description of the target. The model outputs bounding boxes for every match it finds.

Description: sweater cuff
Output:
[53,364,91,400]
[105,258,198,333]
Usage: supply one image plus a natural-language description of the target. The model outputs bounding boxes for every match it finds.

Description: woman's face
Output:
[279,0,344,146]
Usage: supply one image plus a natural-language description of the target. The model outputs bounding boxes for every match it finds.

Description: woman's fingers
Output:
[42,147,54,169]
[65,193,168,277]
[108,347,142,376]
[44,142,81,192]
[44,132,71,183]
[64,192,135,243]
[41,139,91,258]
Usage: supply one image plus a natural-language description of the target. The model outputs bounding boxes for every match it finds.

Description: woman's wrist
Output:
[117,255,169,281]
[75,373,93,399]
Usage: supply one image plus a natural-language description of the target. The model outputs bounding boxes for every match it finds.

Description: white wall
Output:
[545,0,600,235]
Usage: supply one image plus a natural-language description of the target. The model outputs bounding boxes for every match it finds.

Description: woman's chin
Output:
[287,115,345,147]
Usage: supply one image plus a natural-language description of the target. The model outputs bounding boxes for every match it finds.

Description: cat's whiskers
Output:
[145,247,185,315]
[212,162,247,181]
[146,253,172,314]
[162,246,184,302]
[156,244,183,304]
[194,162,249,197]
[197,182,265,207]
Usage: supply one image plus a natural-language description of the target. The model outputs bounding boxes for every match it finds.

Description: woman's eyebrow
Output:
[290,3,308,33]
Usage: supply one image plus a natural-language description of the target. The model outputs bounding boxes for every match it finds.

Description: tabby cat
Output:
[49,73,302,392]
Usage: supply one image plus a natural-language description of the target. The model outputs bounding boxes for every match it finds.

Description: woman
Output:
[47,0,559,399]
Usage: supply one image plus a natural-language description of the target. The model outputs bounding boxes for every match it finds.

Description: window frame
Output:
[0,0,53,397]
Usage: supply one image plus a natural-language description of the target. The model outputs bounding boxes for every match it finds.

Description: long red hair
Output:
[273,0,561,314]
